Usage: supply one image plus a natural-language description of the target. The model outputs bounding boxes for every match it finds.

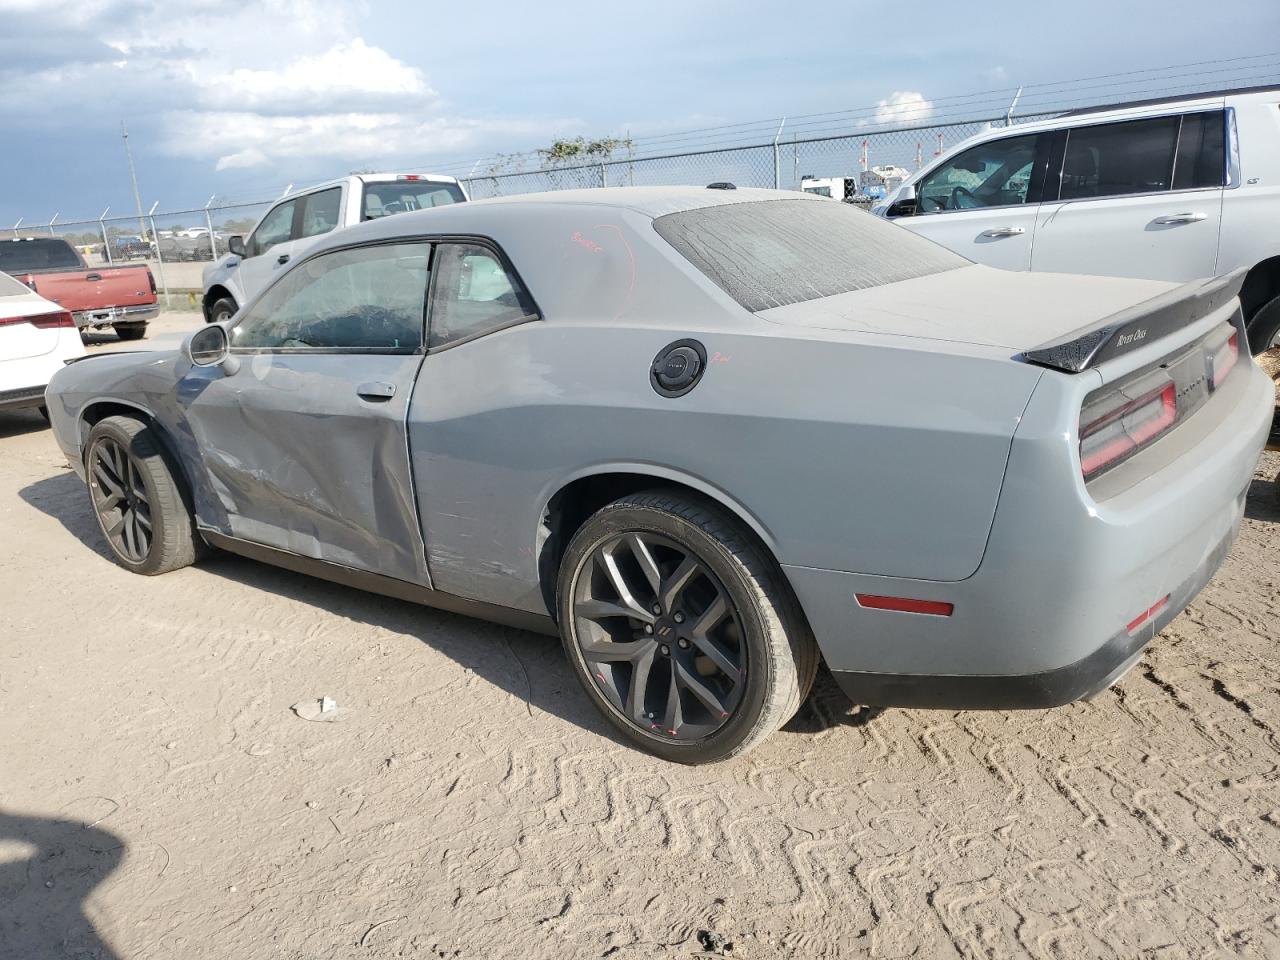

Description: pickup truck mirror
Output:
[228,235,246,258]
[886,184,917,218]
[184,324,231,368]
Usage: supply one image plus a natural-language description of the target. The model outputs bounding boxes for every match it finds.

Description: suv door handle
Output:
[356,381,396,401]
[277,253,291,265]
[979,227,1025,238]
[1153,212,1207,224]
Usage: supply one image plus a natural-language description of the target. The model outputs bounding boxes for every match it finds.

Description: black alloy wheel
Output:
[558,490,819,764]
[85,416,203,575]
[572,531,747,741]
[89,434,153,563]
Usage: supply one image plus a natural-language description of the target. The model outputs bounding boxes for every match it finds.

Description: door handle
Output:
[979,227,1025,238]
[356,381,396,401]
[277,253,291,265]
[1153,212,1207,225]
[85,273,102,281]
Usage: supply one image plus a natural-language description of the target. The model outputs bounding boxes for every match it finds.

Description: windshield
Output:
[0,238,81,272]
[362,181,465,220]
[653,198,967,312]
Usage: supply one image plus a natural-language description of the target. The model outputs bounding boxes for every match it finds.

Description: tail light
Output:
[30,310,76,329]
[147,268,157,295]
[1079,380,1177,479]
[1207,330,1239,390]
[0,309,75,329]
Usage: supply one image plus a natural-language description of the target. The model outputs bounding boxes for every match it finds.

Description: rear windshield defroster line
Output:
[653,198,967,313]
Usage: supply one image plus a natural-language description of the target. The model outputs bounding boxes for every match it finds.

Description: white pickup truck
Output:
[874,85,1280,351]
[202,173,467,323]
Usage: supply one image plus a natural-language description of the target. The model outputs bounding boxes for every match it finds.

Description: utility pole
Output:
[122,121,147,239]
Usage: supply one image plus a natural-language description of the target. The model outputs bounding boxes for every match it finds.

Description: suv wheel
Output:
[208,297,237,325]
[557,490,818,764]
[1247,294,1280,354]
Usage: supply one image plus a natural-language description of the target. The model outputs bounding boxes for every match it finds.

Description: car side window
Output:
[246,200,297,258]
[428,243,537,349]
[916,134,1040,213]
[1172,111,1226,190]
[232,242,430,352]
[299,188,342,239]
[1059,116,1180,201]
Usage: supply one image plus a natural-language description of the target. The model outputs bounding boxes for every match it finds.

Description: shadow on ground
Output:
[1246,472,1280,523]
[18,474,865,750]
[0,409,49,440]
[0,811,124,959]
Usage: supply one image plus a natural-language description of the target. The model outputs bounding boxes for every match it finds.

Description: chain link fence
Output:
[461,117,1046,199]
[1,114,1057,301]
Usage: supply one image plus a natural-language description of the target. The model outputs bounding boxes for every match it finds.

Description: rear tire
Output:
[113,323,147,341]
[557,490,819,764]
[1246,294,1280,354]
[85,416,200,575]
[208,297,237,325]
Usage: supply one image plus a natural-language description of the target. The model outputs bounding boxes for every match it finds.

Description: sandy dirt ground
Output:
[2,318,1280,958]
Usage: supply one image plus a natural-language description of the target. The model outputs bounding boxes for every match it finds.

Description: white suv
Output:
[202,173,467,324]
[875,84,1280,351]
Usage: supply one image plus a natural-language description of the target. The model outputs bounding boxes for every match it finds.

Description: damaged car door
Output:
[177,241,431,582]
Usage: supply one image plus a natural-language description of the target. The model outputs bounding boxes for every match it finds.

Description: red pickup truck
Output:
[0,237,158,340]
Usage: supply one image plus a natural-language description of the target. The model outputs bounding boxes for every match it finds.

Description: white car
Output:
[875,84,1280,351]
[201,173,468,324]
[0,270,85,417]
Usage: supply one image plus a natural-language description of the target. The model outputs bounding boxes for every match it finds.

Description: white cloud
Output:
[207,39,433,112]
[0,0,559,185]
[871,91,934,127]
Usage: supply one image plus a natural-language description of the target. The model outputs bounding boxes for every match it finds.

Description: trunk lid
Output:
[756,264,1180,355]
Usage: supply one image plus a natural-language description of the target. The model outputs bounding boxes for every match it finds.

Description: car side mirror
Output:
[228,235,246,258]
[886,184,917,218]
[184,324,231,368]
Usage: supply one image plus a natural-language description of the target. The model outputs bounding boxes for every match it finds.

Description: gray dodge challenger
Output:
[45,187,1273,763]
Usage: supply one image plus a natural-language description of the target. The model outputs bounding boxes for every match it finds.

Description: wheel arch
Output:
[79,400,200,516]
[202,284,236,322]
[1240,255,1280,323]
[535,465,782,618]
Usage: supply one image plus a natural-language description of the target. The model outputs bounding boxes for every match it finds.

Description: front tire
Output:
[113,322,147,341]
[207,296,237,325]
[1247,294,1280,355]
[85,416,201,575]
[557,490,819,764]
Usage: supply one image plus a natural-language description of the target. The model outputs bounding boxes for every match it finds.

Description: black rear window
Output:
[653,198,966,312]
[0,238,81,272]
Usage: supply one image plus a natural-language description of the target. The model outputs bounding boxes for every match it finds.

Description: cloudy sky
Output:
[0,0,1277,224]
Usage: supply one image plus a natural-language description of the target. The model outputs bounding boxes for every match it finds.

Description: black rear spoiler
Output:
[1016,268,1246,373]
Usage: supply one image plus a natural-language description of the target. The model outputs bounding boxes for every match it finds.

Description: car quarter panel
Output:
[409,319,1043,614]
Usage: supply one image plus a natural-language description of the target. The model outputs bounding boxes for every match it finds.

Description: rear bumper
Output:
[827,500,1241,708]
[73,304,158,329]
[0,384,47,411]
[785,359,1273,709]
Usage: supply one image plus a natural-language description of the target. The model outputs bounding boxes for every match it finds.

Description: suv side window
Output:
[246,200,297,258]
[917,134,1041,213]
[299,188,342,239]
[428,243,538,348]
[1059,116,1180,200]
[1173,111,1226,190]
[232,242,430,352]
